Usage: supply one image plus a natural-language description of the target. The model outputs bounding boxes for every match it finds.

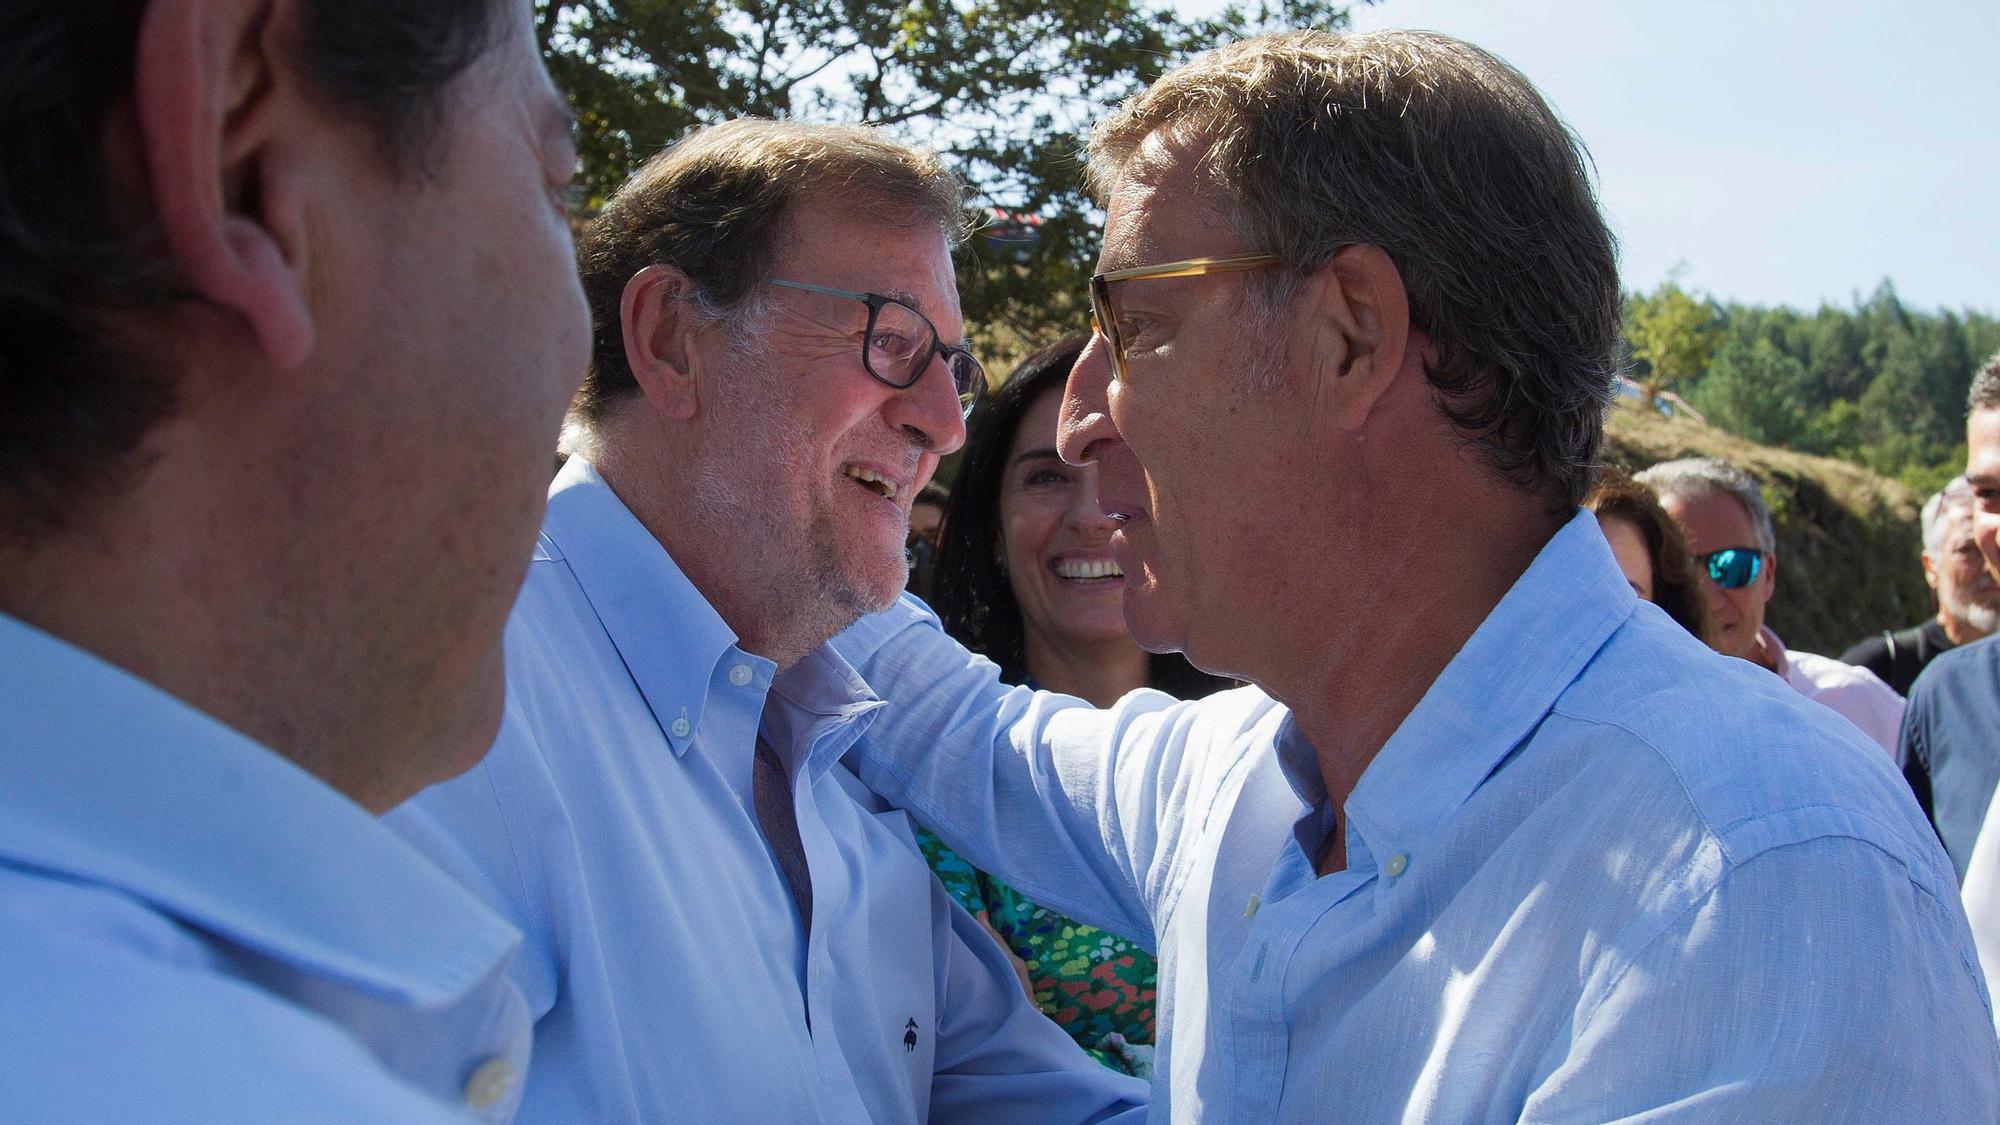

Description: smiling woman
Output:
[920,335,1233,1075]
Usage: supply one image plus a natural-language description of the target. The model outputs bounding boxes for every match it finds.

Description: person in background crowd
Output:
[388,119,1146,1122]
[1583,468,1711,644]
[1640,456,1905,755]
[0,0,588,1117]
[921,334,1235,1077]
[905,480,949,599]
[1842,477,1998,695]
[1901,350,2000,882]
[833,29,1996,1118]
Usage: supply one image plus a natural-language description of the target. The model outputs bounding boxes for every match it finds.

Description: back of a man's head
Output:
[1,0,590,808]
[1,0,502,543]
[1085,29,1621,511]
[569,118,968,433]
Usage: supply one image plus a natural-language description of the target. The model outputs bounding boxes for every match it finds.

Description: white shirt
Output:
[833,511,1999,1122]
[1763,624,1906,758]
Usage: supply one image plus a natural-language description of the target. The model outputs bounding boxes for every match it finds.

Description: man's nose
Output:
[1057,336,1117,467]
[886,349,970,455]
[1067,465,1120,530]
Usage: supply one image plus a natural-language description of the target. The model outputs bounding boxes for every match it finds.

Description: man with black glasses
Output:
[388,119,1145,1122]
[1640,456,1905,756]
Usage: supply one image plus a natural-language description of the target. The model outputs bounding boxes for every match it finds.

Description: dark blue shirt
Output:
[1901,633,2000,881]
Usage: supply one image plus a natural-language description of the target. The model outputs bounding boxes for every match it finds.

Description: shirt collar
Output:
[768,645,885,780]
[1760,624,1793,678]
[542,458,882,764]
[540,457,741,757]
[0,612,520,1007]
[1341,509,1634,877]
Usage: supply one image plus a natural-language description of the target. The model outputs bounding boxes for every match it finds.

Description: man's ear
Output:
[135,0,312,368]
[621,265,702,420]
[1297,243,1411,432]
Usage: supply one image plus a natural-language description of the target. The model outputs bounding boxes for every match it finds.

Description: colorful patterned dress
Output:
[915,826,1157,1077]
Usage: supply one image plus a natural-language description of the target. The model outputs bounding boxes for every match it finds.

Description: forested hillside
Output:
[1605,400,1924,658]
[1625,280,2000,498]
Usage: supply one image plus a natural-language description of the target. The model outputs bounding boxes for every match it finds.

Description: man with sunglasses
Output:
[1639,457,1905,756]
[387,119,1145,1121]
[831,29,1996,1120]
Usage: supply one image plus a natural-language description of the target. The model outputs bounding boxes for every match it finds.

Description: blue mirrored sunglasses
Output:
[1698,547,1764,589]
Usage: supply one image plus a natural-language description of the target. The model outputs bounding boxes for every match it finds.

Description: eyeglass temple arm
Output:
[1093,253,1281,284]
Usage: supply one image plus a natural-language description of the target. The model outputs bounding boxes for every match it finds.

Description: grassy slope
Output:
[1604,400,1928,658]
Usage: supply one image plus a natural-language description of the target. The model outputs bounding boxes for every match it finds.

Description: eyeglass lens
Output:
[1088,277,1124,381]
[1703,548,1762,589]
[866,299,983,414]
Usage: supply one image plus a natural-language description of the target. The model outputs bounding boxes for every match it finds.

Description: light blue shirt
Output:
[833,511,2000,1122]
[0,613,531,1123]
[388,458,1146,1123]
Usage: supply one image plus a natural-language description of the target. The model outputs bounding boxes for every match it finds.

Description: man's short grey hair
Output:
[1970,350,2000,417]
[1085,29,1622,512]
[1922,478,1975,554]
[1635,457,1776,557]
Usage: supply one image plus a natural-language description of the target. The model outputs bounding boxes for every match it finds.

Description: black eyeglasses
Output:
[1698,547,1765,589]
[1088,253,1282,382]
[766,279,984,418]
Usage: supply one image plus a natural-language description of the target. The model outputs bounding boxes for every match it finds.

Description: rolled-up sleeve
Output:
[832,597,1217,949]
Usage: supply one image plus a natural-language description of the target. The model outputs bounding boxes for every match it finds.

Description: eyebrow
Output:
[1011,447,1061,468]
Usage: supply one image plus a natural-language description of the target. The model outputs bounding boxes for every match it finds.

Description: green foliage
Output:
[536,0,1358,355]
[1627,278,2000,494]
[1686,339,1808,447]
[1624,281,1720,401]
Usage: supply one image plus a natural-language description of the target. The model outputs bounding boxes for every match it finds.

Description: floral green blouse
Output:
[915,826,1157,1078]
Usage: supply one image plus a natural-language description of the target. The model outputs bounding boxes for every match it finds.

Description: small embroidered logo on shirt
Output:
[903,1017,919,1052]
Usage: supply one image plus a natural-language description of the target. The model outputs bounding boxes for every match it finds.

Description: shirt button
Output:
[671,717,692,738]
[1383,852,1409,878]
[462,1057,515,1112]
[729,663,753,687]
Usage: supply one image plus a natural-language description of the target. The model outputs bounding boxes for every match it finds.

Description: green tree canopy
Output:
[1628,278,2000,497]
[536,0,1357,357]
[1623,280,1720,403]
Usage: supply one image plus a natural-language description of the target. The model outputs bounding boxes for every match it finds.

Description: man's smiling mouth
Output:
[841,464,901,500]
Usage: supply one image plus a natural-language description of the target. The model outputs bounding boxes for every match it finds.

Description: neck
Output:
[0,479,479,814]
[1749,626,1783,673]
[593,440,848,673]
[1021,627,1152,708]
[1256,491,1563,835]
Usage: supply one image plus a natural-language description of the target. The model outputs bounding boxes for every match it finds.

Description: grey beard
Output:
[1946,595,2000,638]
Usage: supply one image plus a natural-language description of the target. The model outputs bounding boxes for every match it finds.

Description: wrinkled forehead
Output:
[1930,502,1979,548]
[772,201,965,330]
[1097,131,1248,271]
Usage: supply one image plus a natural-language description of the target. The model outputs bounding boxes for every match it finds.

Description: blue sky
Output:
[1177,0,1999,314]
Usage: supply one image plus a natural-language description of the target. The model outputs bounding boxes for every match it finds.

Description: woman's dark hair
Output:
[929,334,1233,699]
[1586,468,1712,645]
